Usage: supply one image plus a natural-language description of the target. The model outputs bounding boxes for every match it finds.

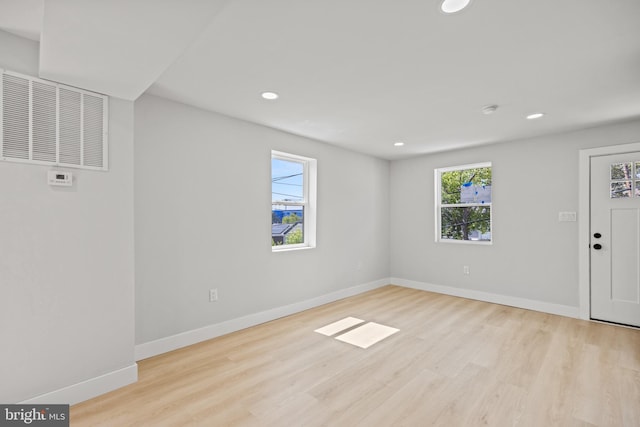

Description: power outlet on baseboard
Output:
[463,265,470,275]
[209,289,218,302]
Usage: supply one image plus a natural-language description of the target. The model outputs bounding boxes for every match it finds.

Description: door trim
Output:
[578,142,640,320]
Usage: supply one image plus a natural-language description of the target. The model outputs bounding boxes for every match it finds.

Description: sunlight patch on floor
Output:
[315,317,399,349]
[314,316,365,336]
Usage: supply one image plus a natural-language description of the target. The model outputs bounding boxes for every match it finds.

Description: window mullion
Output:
[442,203,492,208]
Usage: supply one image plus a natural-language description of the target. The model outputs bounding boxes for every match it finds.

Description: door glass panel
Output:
[610,162,640,198]
[611,162,633,180]
[611,181,632,198]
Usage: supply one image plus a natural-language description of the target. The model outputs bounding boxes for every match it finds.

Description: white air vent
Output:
[1,69,108,170]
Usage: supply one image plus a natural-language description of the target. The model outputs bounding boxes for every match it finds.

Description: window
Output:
[435,162,492,243]
[271,150,316,250]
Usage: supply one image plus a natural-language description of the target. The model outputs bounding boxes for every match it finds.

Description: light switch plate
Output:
[558,211,576,222]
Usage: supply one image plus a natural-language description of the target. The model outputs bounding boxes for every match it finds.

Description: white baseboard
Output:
[391,277,580,319]
[135,278,390,361]
[16,278,578,406]
[20,364,138,406]
[136,277,580,362]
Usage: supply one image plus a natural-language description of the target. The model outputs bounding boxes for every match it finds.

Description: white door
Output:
[590,153,640,327]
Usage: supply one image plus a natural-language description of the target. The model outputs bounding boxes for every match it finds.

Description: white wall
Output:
[134,94,390,345]
[0,30,136,403]
[390,119,640,308]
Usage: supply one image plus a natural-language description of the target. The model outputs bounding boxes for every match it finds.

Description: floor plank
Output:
[71,285,640,426]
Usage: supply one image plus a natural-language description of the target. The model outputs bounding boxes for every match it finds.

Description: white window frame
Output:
[271,150,317,251]
[435,161,492,245]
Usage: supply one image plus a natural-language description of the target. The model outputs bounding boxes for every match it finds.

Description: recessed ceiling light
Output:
[394,142,405,147]
[526,112,545,120]
[261,91,279,100]
[440,0,472,14]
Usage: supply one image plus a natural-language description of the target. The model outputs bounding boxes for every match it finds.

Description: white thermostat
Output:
[48,170,73,186]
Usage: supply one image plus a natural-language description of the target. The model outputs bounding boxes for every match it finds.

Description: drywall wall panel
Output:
[0,30,135,403]
[390,119,640,307]
[134,94,390,344]
[0,30,38,75]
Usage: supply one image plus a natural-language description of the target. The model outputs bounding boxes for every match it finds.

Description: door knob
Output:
[594,233,602,238]
[593,243,602,250]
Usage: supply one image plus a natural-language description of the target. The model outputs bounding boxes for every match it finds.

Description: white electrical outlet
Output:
[463,265,470,275]
[209,289,218,302]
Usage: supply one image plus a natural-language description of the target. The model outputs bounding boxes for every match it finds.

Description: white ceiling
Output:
[1,0,640,160]
[38,0,229,100]
[0,0,42,41]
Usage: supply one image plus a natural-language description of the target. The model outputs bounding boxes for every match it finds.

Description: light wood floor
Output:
[71,285,640,426]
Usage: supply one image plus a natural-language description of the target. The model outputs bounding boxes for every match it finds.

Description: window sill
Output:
[272,245,316,253]
[437,239,492,245]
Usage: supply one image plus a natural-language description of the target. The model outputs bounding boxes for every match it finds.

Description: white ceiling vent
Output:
[1,70,108,170]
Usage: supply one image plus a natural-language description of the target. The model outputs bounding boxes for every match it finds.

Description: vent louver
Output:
[2,74,29,160]
[1,69,108,170]
[59,87,82,166]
